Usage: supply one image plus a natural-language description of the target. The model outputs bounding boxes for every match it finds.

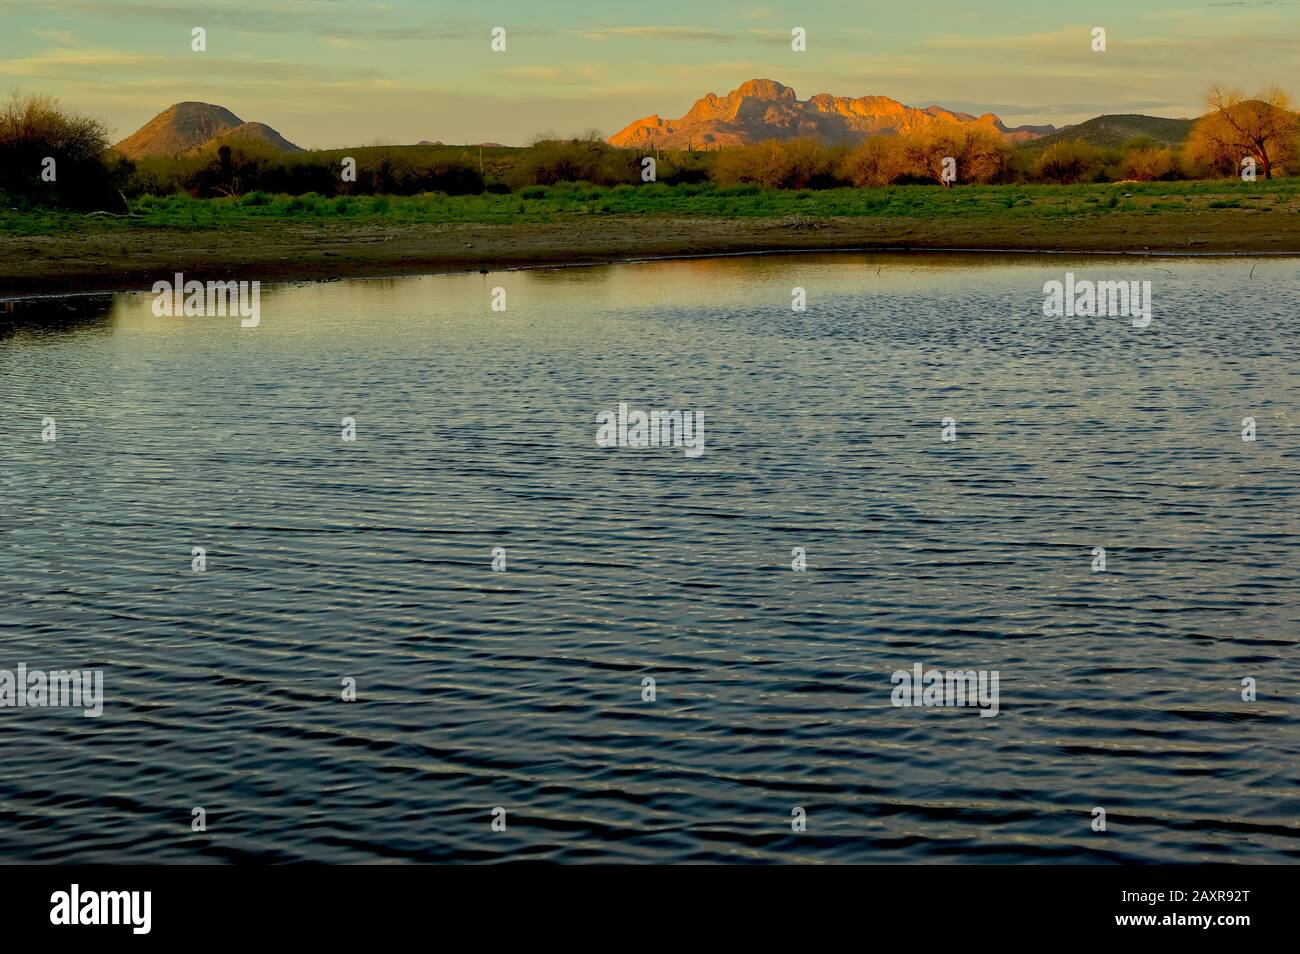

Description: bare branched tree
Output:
[1186,84,1296,179]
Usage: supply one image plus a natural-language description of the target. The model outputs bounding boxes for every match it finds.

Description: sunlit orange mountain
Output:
[609,79,1055,149]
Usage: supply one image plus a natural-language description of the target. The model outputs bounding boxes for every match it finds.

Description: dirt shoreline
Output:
[4,212,1299,297]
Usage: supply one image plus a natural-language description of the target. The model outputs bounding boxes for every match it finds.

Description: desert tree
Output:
[1034,140,1104,184]
[897,125,956,185]
[0,90,119,208]
[840,136,906,187]
[952,125,1014,184]
[1185,84,1296,180]
[713,138,831,190]
[1119,139,1177,181]
[896,123,1011,185]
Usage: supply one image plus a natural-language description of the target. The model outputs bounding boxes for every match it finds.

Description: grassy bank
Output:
[5,177,1298,236]
[4,178,1298,298]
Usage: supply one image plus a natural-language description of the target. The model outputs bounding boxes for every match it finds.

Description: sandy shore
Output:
[4,212,1299,297]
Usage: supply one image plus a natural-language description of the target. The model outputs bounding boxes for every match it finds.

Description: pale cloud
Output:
[0,47,158,76]
[923,27,1094,53]
[578,27,733,42]
[0,0,532,42]
[0,43,389,87]
[30,28,77,44]
[922,14,1300,62]
[748,26,872,47]
[575,24,869,47]
[490,65,606,86]
[324,26,555,42]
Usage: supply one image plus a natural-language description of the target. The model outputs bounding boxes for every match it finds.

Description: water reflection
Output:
[0,252,1296,863]
[0,294,116,341]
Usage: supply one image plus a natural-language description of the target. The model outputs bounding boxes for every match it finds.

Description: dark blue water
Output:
[1,253,1297,863]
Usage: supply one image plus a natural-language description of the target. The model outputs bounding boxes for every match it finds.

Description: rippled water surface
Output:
[1,253,1297,863]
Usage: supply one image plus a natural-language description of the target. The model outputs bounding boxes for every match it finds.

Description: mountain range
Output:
[112,86,1197,160]
[608,79,1058,149]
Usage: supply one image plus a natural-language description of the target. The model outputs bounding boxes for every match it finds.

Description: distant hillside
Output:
[1023,114,1195,152]
[609,79,1056,149]
[113,103,301,158]
[189,122,304,155]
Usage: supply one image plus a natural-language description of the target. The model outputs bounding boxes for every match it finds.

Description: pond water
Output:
[1,252,1296,862]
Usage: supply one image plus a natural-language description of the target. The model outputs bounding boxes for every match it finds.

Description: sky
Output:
[1,0,1298,148]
